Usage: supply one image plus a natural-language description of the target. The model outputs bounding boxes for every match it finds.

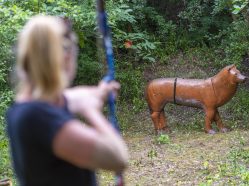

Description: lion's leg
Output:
[204,108,216,134]
[151,111,161,134]
[214,109,229,133]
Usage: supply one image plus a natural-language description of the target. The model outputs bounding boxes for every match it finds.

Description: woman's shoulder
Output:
[7,100,70,120]
[6,100,75,135]
[9,100,53,111]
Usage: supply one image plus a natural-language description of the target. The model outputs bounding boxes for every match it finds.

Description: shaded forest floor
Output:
[98,54,249,186]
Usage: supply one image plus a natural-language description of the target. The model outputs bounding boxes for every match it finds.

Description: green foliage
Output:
[0,2,33,91]
[178,0,232,47]
[212,0,249,15]
[199,135,249,185]
[231,0,249,14]
[74,54,103,85]
[124,32,157,62]
[147,149,157,159]
[156,134,170,145]
[212,0,232,15]
[231,89,249,119]
[109,1,159,63]
[140,6,178,59]
[229,148,249,163]
[223,88,249,128]
[218,20,249,66]
[0,124,12,180]
[146,0,249,67]
[116,62,145,112]
[0,90,13,180]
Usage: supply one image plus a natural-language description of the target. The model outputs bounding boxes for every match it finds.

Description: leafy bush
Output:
[74,53,103,86]
[218,20,249,66]
[224,88,249,127]
[178,0,232,47]
[116,61,145,112]
[0,90,13,180]
[141,6,178,59]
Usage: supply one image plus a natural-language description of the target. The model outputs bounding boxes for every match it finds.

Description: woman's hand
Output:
[97,80,120,103]
[64,81,120,116]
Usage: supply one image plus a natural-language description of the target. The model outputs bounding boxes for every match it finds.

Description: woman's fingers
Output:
[98,81,120,99]
[65,81,120,115]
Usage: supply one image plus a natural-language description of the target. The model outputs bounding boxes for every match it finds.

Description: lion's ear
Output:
[228,64,235,71]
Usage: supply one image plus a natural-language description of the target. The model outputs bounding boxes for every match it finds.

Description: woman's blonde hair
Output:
[16,15,68,100]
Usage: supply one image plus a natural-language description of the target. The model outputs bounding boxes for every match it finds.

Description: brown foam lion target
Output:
[145,65,247,134]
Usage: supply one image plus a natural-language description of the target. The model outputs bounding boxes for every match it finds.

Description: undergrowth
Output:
[199,136,249,186]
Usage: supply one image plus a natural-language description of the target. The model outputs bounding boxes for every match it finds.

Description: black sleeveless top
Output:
[6,100,97,186]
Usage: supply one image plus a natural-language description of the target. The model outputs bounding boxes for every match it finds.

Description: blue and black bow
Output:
[96,0,124,186]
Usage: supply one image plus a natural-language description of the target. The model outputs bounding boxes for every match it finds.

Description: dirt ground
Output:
[98,108,249,186]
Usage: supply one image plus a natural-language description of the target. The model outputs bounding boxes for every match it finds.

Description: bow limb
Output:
[96,1,124,186]
[96,0,120,132]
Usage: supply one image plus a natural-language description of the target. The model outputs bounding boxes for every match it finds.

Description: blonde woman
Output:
[6,15,128,186]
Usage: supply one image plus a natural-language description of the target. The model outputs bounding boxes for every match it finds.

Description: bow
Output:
[96,0,124,186]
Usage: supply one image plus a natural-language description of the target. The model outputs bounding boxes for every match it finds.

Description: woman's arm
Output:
[52,117,128,172]
[53,81,128,171]
[63,81,120,117]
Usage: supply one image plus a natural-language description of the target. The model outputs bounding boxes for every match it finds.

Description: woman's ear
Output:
[63,47,77,85]
[64,50,71,64]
